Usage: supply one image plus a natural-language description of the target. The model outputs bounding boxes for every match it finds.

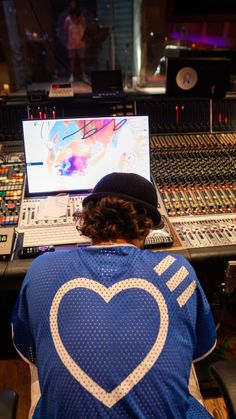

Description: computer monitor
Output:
[91,70,124,99]
[22,115,150,196]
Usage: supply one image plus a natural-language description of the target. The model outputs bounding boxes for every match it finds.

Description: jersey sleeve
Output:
[193,280,217,362]
[12,260,40,364]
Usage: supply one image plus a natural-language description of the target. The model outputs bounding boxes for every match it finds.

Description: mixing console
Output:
[0,95,235,254]
[0,163,25,226]
[9,130,236,251]
[18,195,84,229]
[171,215,236,248]
[151,133,236,217]
[17,195,88,247]
[150,132,236,249]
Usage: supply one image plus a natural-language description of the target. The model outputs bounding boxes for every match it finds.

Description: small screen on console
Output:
[22,116,150,195]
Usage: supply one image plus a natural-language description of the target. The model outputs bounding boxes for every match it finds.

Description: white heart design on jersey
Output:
[50,277,168,408]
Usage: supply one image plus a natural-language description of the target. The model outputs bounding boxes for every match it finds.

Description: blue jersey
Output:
[12,246,216,418]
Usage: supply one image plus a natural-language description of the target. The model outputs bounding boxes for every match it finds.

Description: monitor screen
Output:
[91,70,124,98]
[22,116,150,195]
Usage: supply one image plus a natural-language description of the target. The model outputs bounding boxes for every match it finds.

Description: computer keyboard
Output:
[22,225,90,247]
[22,219,173,248]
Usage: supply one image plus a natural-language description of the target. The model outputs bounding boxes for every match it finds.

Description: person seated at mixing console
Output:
[12,172,216,419]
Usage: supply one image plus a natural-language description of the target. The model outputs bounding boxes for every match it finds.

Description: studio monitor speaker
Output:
[166,57,230,97]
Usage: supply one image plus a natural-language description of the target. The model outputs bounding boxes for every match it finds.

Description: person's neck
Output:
[92,238,145,249]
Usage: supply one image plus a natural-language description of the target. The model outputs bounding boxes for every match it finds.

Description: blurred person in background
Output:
[64,2,87,82]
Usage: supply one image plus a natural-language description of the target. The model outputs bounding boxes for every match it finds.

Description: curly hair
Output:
[74,196,153,243]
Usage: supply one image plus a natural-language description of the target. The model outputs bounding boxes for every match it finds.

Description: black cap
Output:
[83,172,161,227]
